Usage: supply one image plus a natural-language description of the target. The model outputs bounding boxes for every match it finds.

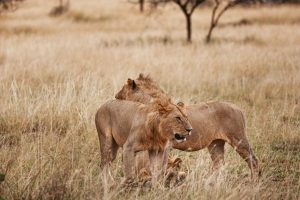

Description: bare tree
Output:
[206,0,248,42]
[150,0,205,42]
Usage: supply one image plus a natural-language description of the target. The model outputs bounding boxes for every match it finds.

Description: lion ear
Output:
[127,78,137,90]
[177,102,185,107]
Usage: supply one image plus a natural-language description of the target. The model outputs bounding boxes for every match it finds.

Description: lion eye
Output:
[175,116,181,122]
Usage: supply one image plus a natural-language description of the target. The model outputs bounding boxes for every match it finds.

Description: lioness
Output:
[115,74,260,178]
[95,98,192,183]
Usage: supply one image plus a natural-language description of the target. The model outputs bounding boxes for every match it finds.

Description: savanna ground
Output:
[0,0,300,199]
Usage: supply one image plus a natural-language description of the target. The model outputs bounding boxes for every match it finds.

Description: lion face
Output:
[115,78,136,100]
[115,78,152,103]
[117,75,192,143]
[157,102,192,143]
[115,74,163,103]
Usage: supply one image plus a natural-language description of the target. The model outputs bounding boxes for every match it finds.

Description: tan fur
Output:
[115,74,261,178]
[95,98,192,183]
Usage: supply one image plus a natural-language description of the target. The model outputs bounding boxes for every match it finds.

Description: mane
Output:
[139,96,170,112]
[141,95,186,117]
[136,73,166,94]
[140,95,187,147]
[151,97,174,113]
[137,73,154,83]
[135,74,187,117]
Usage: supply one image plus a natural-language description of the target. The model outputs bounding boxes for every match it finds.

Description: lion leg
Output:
[162,145,171,173]
[208,139,225,171]
[123,141,137,183]
[230,138,260,179]
[98,134,119,197]
[149,150,165,184]
[135,151,150,176]
[99,131,119,186]
[99,134,119,169]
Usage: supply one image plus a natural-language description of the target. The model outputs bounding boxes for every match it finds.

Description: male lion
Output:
[115,74,260,178]
[95,97,192,183]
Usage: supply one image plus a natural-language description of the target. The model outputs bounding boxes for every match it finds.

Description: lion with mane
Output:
[95,96,192,184]
[115,74,261,178]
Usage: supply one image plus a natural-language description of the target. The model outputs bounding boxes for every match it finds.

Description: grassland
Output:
[0,0,300,199]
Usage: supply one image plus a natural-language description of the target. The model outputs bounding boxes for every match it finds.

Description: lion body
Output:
[95,100,140,148]
[174,102,246,151]
[95,99,192,181]
[115,74,260,178]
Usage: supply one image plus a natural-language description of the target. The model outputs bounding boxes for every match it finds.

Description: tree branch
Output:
[214,0,239,27]
[190,0,204,14]
[206,0,243,42]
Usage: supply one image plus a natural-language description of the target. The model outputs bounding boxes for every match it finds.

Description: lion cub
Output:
[95,97,192,184]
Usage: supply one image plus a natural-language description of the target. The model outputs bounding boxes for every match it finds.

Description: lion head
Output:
[115,74,166,104]
[149,98,192,143]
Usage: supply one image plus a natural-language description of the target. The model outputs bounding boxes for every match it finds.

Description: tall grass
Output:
[0,0,300,199]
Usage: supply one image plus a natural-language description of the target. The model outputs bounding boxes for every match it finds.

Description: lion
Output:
[95,97,192,184]
[115,74,261,178]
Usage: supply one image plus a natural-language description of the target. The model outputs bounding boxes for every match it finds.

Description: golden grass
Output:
[0,0,300,199]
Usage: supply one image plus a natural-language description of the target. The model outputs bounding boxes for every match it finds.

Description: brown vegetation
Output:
[0,0,24,13]
[0,0,299,199]
[49,0,70,17]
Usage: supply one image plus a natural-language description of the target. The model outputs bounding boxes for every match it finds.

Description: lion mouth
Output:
[174,133,187,143]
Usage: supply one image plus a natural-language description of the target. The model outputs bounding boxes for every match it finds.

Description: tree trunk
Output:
[206,23,214,43]
[186,14,192,42]
[139,0,144,12]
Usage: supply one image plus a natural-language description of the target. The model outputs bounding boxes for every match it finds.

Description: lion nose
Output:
[186,128,192,135]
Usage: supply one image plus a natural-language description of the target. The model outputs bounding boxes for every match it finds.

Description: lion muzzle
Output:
[174,133,187,143]
[186,128,192,136]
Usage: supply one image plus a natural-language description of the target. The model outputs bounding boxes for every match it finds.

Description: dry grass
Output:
[0,0,300,199]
